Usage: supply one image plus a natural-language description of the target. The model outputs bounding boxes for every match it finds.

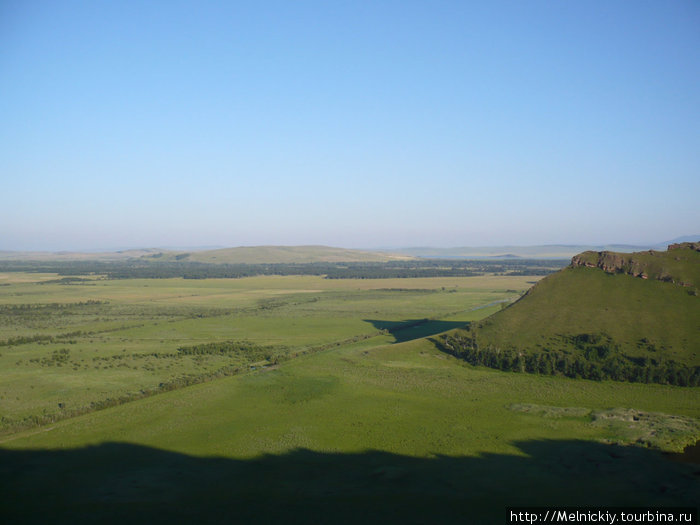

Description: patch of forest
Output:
[438,329,700,387]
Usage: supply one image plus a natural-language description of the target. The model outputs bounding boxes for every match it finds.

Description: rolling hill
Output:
[0,248,165,261]
[0,246,414,264]
[143,245,414,264]
[441,243,700,385]
[138,245,414,264]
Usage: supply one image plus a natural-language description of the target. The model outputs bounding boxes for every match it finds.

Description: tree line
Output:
[438,331,700,387]
[0,259,564,280]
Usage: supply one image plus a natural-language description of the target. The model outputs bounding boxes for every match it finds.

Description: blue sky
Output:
[1,1,698,250]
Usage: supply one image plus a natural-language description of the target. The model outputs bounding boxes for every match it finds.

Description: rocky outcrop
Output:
[668,242,700,252]
[570,251,650,278]
[570,243,698,289]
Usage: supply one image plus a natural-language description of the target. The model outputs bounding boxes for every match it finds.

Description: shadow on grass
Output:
[365,319,466,343]
[1,439,697,524]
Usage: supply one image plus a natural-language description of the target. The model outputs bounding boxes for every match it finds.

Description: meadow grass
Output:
[0,273,531,430]
[3,332,698,455]
[1,271,698,523]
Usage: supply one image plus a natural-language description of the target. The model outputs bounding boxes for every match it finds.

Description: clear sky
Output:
[1,1,698,250]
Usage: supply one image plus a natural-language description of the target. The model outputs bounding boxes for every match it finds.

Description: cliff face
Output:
[570,251,651,278]
[570,243,699,289]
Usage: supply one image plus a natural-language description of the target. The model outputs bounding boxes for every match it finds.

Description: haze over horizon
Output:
[2,236,698,256]
[2,1,698,252]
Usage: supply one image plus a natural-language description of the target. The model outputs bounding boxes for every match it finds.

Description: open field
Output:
[0,272,532,432]
[2,334,698,523]
[5,334,699,452]
[1,268,698,523]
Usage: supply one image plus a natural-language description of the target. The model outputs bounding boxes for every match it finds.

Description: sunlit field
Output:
[1,271,698,523]
[0,272,533,432]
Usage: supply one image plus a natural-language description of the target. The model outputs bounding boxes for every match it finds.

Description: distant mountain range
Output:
[387,245,645,259]
[387,235,700,259]
[0,236,697,263]
[662,235,700,245]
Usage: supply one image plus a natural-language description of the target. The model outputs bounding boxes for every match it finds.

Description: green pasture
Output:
[6,334,696,454]
[0,273,529,431]
[2,333,698,524]
[0,270,698,523]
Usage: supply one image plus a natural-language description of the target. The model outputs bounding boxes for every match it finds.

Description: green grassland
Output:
[0,265,698,523]
[5,335,698,453]
[2,334,698,523]
[0,271,530,432]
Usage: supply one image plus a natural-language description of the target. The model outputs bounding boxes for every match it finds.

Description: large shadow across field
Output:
[1,439,697,524]
[365,319,466,343]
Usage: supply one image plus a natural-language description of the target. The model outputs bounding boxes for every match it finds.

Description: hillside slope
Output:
[443,244,700,385]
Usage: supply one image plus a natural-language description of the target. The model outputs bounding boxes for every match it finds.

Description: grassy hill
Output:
[442,243,700,385]
[0,246,413,264]
[145,245,414,264]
